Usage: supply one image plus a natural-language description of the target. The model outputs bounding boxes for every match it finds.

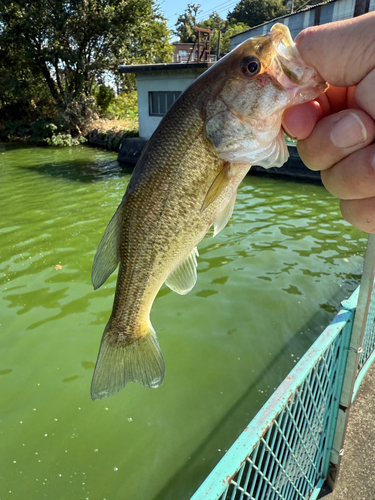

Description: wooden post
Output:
[197,30,200,62]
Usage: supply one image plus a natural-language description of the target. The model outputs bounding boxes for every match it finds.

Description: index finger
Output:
[295,12,375,88]
[282,85,358,140]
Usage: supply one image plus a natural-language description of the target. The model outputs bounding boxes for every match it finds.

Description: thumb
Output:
[295,12,375,87]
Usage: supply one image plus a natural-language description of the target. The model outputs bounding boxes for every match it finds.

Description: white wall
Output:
[303,10,312,29]
[333,0,355,20]
[136,72,198,139]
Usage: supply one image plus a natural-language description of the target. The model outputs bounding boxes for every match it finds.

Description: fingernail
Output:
[331,113,367,148]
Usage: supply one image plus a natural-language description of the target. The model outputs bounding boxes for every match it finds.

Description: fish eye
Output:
[241,56,261,78]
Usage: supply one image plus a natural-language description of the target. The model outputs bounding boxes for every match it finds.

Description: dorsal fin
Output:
[165,247,199,295]
[91,203,124,290]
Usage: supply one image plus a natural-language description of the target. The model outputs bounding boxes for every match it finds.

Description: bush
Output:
[106,91,138,120]
[95,85,116,114]
[45,133,87,147]
[0,92,138,148]
[31,119,57,143]
[2,120,33,140]
[59,95,98,135]
[30,118,88,146]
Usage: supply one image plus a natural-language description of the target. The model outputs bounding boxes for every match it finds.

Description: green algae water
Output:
[0,142,367,500]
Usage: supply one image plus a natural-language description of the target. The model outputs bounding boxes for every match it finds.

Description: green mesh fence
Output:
[358,281,375,372]
[191,287,361,500]
[191,228,375,500]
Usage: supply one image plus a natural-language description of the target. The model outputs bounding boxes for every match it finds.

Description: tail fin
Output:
[90,323,165,400]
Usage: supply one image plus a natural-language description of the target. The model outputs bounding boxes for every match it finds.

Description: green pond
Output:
[0,142,367,500]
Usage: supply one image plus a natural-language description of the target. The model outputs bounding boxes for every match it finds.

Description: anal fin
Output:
[165,247,199,295]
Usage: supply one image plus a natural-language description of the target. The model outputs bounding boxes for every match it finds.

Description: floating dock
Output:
[118,138,321,182]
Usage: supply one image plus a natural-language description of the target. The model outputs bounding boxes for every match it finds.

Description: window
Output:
[148,91,181,116]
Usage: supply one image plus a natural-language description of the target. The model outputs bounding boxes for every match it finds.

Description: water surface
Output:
[0,143,367,499]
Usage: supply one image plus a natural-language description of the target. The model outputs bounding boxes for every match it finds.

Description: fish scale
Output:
[90,24,328,400]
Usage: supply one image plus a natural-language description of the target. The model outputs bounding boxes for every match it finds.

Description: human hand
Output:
[282,12,375,232]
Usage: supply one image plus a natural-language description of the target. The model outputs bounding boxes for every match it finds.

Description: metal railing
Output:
[358,282,375,373]
[191,235,375,500]
[171,54,217,63]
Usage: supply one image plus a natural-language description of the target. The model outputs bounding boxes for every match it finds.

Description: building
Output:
[230,0,375,49]
[118,62,213,140]
[172,43,196,63]
[122,0,374,142]
[118,0,374,171]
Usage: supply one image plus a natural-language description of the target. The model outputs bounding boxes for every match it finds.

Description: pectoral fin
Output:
[201,162,233,213]
[213,191,237,237]
[91,203,124,290]
[165,247,199,295]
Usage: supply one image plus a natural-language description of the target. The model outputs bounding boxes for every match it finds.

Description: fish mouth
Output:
[267,23,327,91]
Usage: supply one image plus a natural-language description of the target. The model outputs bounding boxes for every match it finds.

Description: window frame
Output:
[148,91,181,117]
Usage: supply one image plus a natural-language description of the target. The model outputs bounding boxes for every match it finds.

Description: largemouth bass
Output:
[90,24,327,400]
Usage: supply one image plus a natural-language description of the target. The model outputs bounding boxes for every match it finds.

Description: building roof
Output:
[118,62,214,74]
[230,0,336,39]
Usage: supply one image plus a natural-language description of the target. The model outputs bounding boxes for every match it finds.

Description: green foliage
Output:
[59,95,98,135]
[174,3,202,43]
[0,116,88,146]
[0,0,173,106]
[174,6,250,56]
[30,118,87,146]
[220,22,252,53]
[227,0,285,27]
[31,120,57,142]
[172,6,251,56]
[1,120,33,141]
[45,134,87,147]
[0,0,173,143]
[175,0,314,57]
[200,11,226,54]
[106,92,138,120]
[95,85,116,114]
[200,11,226,32]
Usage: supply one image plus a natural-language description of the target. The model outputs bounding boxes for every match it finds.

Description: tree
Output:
[200,11,226,32]
[219,22,251,54]
[174,3,201,43]
[199,12,250,56]
[200,11,225,54]
[227,0,285,27]
[0,0,173,110]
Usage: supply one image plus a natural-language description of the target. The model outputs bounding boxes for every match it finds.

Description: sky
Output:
[159,0,240,35]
